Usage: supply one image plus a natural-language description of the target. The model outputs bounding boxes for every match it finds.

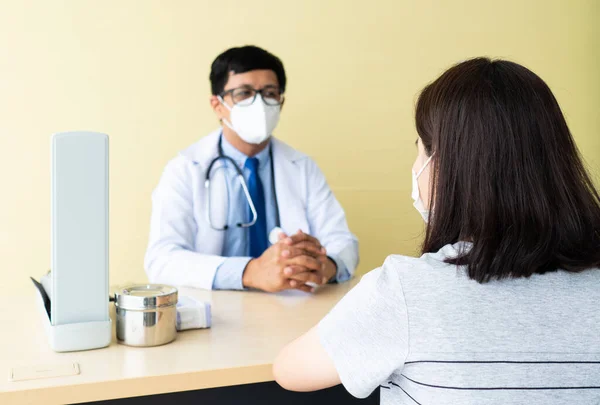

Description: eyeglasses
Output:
[220,86,284,107]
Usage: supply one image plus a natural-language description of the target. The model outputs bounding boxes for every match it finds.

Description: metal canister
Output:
[115,284,178,347]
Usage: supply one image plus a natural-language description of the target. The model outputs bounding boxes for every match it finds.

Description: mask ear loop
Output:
[217,95,235,131]
[416,153,434,178]
[414,153,435,223]
[217,95,233,111]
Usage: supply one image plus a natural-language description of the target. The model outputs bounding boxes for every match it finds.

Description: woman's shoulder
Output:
[371,242,600,293]
[386,241,467,272]
[360,242,470,292]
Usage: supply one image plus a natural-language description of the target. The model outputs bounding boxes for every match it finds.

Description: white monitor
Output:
[51,131,109,326]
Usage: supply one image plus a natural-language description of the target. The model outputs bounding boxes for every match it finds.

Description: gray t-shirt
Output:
[318,242,600,404]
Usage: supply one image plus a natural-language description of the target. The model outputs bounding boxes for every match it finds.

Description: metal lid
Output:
[115,284,178,310]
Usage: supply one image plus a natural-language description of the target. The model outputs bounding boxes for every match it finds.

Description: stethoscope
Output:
[204,135,281,234]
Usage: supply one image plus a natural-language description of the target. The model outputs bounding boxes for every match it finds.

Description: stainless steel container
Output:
[115,284,178,347]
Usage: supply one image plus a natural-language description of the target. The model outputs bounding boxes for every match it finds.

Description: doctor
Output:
[144,45,358,292]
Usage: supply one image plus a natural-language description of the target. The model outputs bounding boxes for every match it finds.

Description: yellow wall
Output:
[1,0,598,295]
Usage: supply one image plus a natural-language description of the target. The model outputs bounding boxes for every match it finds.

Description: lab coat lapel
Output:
[184,130,227,255]
[272,139,310,236]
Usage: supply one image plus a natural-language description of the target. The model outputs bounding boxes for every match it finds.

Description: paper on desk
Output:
[9,362,80,382]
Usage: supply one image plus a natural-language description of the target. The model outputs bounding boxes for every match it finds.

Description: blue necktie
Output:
[245,157,268,258]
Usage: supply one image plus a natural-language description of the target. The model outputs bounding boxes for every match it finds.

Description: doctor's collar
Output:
[220,134,272,168]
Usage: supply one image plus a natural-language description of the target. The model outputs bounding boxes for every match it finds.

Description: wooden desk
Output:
[0,280,376,405]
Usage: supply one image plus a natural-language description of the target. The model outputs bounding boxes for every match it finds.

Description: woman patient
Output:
[273,58,600,404]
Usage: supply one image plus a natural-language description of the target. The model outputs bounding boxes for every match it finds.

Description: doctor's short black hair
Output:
[209,45,287,96]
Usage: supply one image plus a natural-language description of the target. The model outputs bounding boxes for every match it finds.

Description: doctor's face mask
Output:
[215,70,284,145]
[218,92,281,145]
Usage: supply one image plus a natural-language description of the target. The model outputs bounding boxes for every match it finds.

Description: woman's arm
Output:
[273,325,341,391]
[275,266,408,398]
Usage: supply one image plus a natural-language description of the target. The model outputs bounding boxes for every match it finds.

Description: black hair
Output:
[209,45,286,96]
[415,57,600,282]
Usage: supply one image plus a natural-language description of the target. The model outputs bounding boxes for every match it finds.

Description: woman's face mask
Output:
[412,140,433,222]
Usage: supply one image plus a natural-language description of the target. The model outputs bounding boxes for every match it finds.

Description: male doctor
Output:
[144,46,358,292]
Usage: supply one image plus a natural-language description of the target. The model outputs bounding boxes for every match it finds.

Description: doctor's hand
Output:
[280,230,337,284]
[242,239,327,293]
[280,231,338,286]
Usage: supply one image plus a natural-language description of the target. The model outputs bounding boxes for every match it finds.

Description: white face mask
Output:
[411,154,434,223]
[219,95,281,144]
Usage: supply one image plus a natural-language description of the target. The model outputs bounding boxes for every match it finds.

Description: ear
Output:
[210,95,226,121]
[279,98,285,112]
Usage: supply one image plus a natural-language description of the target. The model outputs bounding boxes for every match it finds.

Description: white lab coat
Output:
[144,129,359,290]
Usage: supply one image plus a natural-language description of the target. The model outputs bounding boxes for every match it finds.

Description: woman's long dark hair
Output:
[416,58,600,282]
